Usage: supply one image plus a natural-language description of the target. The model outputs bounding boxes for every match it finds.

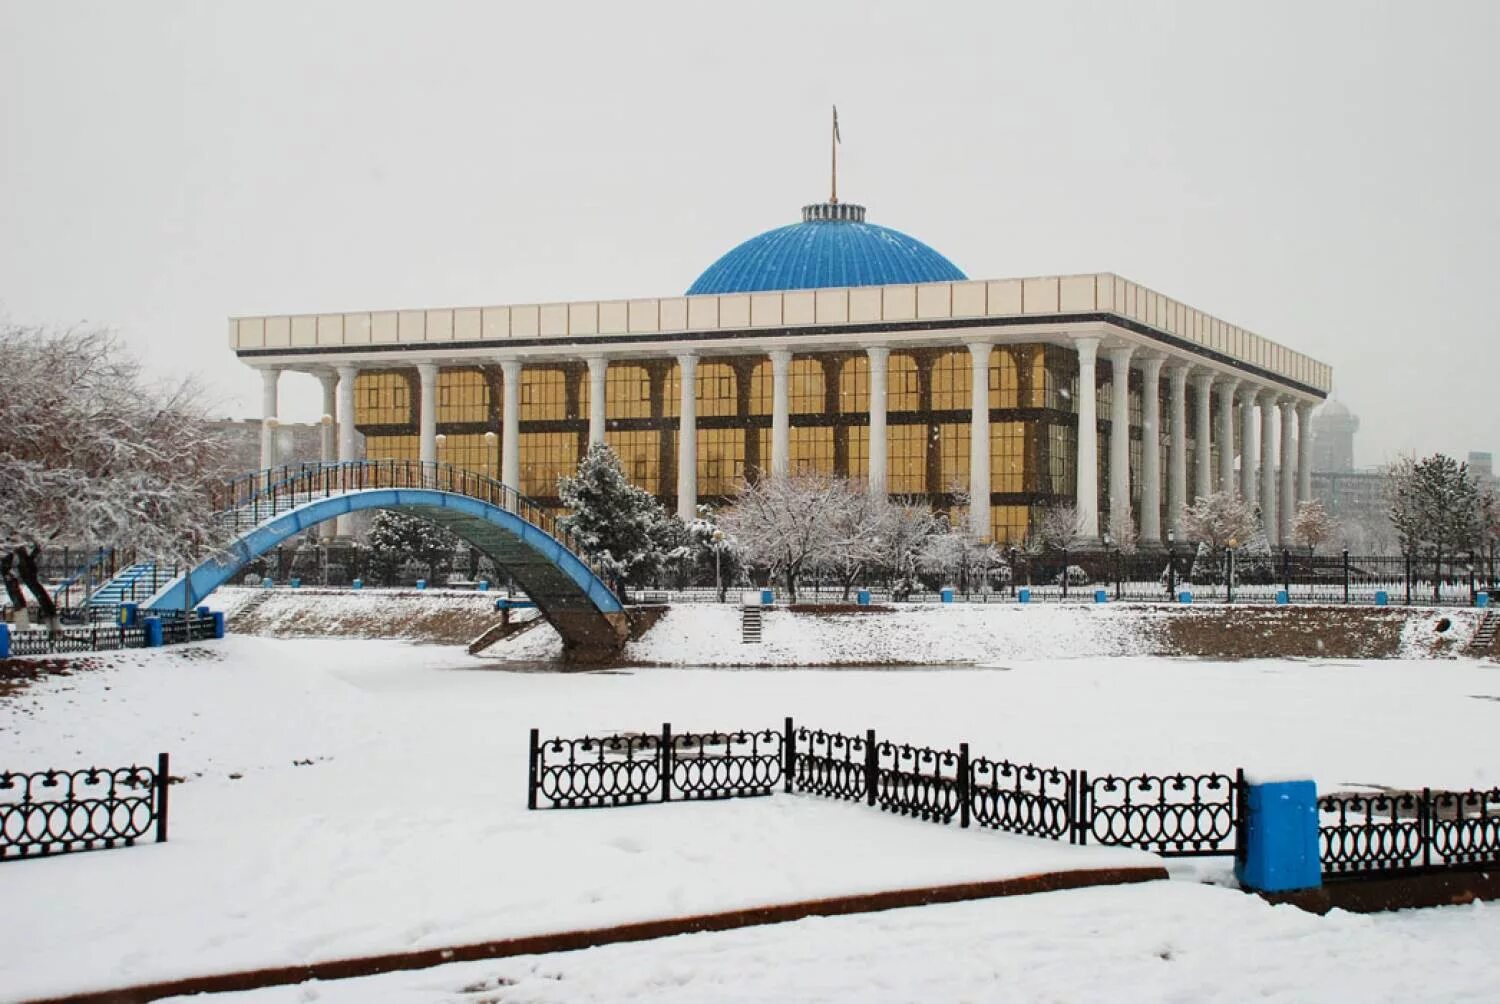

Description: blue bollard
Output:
[477,580,490,592]
[197,606,211,616]
[416,579,427,590]
[856,589,871,606]
[1275,590,1289,605]
[351,578,363,590]
[1374,590,1388,606]
[262,578,274,589]
[1235,778,1322,894]
[940,587,954,604]
[1093,589,1107,604]
[118,603,139,628]
[290,578,301,589]
[1177,590,1193,604]
[143,617,164,647]
[1478,592,1490,609]
[1017,588,1030,604]
[0,623,10,659]
[761,588,774,605]
[212,611,226,639]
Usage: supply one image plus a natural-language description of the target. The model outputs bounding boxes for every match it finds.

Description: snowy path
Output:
[170,882,1500,1003]
[2,637,1498,999]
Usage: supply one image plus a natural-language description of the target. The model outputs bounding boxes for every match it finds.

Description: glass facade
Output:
[350,341,1107,539]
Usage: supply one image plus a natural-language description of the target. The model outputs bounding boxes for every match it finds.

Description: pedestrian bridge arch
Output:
[146,463,628,662]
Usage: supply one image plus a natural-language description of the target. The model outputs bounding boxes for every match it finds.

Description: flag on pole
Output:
[832,105,841,143]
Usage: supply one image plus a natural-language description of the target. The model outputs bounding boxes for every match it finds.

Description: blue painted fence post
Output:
[1017,588,1031,603]
[856,589,871,606]
[212,611,227,639]
[0,623,10,659]
[1235,778,1322,894]
[143,617,164,648]
[118,603,139,627]
[351,578,363,590]
[940,587,954,604]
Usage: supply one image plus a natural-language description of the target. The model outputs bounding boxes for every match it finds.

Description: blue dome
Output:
[687,202,966,296]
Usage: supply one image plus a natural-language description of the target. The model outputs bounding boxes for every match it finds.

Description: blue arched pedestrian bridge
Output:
[145,462,630,662]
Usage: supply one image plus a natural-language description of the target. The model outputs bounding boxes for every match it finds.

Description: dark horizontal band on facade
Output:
[234,311,1328,400]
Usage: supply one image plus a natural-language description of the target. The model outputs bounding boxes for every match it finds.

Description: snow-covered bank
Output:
[173,881,1500,1003]
[209,585,501,644]
[488,601,1490,666]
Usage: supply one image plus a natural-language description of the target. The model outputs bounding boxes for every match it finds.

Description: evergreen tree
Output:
[1389,453,1481,600]
[556,443,673,589]
[366,510,459,585]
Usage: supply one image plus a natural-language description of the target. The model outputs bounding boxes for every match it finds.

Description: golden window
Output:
[748,360,772,416]
[788,426,834,475]
[988,350,1020,409]
[887,423,926,494]
[354,372,413,426]
[437,432,498,476]
[606,364,653,420]
[754,427,771,477]
[888,354,920,411]
[1048,423,1073,497]
[662,362,684,419]
[847,424,869,481]
[697,362,737,418]
[991,505,1030,546]
[698,428,746,495]
[605,429,663,495]
[519,368,569,422]
[839,355,869,415]
[519,431,582,496]
[937,422,970,493]
[990,421,1027,493]
[930,351,971,411]
[789,358,825,415]
[437,369,490,425]
[363,433,419,463]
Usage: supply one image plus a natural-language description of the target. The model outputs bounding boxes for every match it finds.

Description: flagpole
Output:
[830,106,838,204]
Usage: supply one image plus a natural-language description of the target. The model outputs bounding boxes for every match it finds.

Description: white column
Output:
[1296,402,1314,505]
[318,372,338,462]
[967,340,992,540]
[586,356,607,448]
[676,353,697,521]
[1192,371,1214,504]
[259,367,281,470]
[1259,390,1277,544]
[1074,336,1101,544]
[1167,363,1189,539]
[1240,386,1257,501]
[769,348,791,478]
[1106,345,1133,538]
[1139,356,1164,545]
[865,345,889,494]
[1279,398,1296,542]
[417,363,438,466]
[335,365,358,537]
[1216,377,1238,494]
[500,360,521,496]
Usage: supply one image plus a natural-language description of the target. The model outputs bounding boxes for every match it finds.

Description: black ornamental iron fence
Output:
[0,754,170,860]
[3,608,216,658]
[1318,787,1500,880]
[528,719,1243,859]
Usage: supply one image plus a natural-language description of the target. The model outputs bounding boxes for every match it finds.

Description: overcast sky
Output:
[2,1,1496,469]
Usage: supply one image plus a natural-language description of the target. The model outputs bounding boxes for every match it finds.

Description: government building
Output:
[230,194,1331,548]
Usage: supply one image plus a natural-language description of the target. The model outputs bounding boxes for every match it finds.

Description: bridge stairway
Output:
[87,562,163,609]
[467,612,543,656]
[1469,611,1498,656]
[741,604,763,644]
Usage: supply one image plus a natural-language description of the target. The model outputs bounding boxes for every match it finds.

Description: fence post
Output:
[1234,776,1321,893]
[864,729,878,807]
[783,716,795,794]
[1073,769,1088,846]
[957,742,970,828]
[1342,550,1351,604]
[154,752,170,843]
[1405,554,1413,606]
[1281,549,1291,598]
[527,729,539,810]
[1226,549,1235,604]
[1061,548,1069,600]
[1421,787,1432,871]
[660,723,673,803]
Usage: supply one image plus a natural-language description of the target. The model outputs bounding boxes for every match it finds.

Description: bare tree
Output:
[1289,499,1338,554]
[819,487,897,600]
[1107,508,1139,555]
[1035,503,1084,551]
[720,472,869,603]
[0,325,229,626]
[1180,491,1260,551]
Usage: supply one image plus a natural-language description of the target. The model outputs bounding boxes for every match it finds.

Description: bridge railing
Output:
[212,461,610,588]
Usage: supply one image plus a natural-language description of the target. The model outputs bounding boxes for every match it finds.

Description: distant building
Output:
[208,418,327,474]
[1310,398,1358,473]
[1469,451,1494,485]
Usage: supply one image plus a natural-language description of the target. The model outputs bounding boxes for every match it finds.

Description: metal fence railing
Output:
[0,754,170,861]
[1319,787,1500,880]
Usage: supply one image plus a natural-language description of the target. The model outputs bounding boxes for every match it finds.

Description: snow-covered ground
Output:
[3,637,1498,1000]
[175,882,1500,1003]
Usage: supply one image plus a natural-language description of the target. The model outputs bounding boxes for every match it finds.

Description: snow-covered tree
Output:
[918,525,1005,593]
[1180,491,1259,551]
[556,443,673,589]
[877,502,941,600]
[819,486,898,600]
[1389,453,1481,598]
[1107,508,1139,555]
[365,510,459,585]
[719,472,869,603]
[682,506,746,601]
[1035,503,1085,551]
[0,325,229,626]
[1289,499,1338,554]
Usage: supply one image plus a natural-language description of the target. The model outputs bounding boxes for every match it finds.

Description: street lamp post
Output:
[712,528,726,602]
[1166,528,1177,600]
